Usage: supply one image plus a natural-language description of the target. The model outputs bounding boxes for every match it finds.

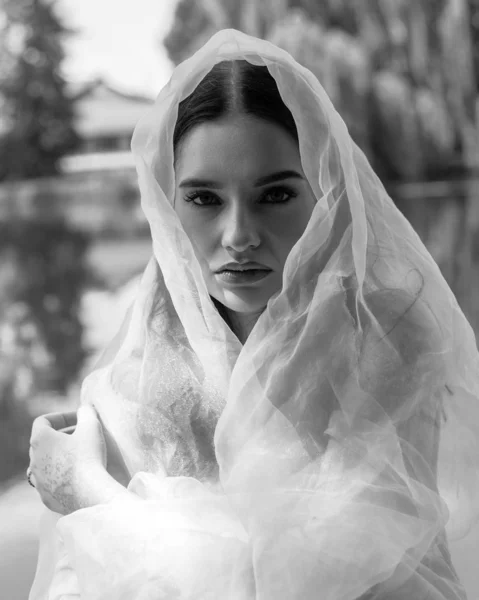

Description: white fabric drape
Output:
[29,29,479,600]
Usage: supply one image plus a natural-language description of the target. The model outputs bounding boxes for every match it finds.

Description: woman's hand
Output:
[28,405,107,515]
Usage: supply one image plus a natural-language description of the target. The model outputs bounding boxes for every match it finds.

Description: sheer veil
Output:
[29,29,479,600]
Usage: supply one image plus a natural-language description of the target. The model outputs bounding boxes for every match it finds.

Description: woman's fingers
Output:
[31,415,56,441]
[59,425,76,434]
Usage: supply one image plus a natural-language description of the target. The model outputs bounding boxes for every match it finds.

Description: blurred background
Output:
[0,0,478,598]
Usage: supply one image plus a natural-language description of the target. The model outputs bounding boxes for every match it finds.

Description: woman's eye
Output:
[184,191,219,206]
[262,187,297,204]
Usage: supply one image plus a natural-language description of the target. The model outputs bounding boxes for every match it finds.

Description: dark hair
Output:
[173,60,298,155]
[174,60,298,336]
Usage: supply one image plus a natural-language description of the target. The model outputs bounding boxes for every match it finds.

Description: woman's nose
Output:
[221,206,261,252]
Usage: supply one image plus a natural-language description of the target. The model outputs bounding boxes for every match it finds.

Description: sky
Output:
[57,0,176,97]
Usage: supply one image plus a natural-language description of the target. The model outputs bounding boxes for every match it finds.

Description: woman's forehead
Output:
[175,114,304,185]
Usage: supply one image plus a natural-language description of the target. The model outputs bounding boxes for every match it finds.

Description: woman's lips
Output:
[216,268,272,285]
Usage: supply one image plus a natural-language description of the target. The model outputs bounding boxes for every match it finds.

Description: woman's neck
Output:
[226,308,263,344]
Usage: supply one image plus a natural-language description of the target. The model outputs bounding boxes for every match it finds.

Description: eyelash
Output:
[183,186,298,207]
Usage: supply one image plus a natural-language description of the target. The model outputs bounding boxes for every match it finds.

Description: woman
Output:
[28,29,479,599]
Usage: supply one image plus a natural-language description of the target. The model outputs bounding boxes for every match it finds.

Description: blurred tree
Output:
[0,0,79,181]
[0,1,92,483]
[0,219,90,395]
[439,0,479,169]
[162,0,214,66]
[163,0,289,65]
[268,11,372,154]
[468,0,479,91]
[365,0,478,179]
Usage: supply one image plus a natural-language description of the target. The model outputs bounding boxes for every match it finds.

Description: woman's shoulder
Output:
[338,276,441,363]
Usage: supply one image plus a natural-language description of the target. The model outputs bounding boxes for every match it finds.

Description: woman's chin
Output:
[217,288,274,315]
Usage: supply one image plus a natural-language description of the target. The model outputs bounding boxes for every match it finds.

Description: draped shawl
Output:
[29,29,479,600]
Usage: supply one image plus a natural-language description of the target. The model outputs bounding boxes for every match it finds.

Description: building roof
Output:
[72,78,154,138]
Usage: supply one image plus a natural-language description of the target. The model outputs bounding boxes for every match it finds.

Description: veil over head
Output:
[30,29,479,600]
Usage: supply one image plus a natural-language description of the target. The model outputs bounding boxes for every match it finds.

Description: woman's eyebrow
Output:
[178,170,303,189]
[178,177,222,189]
[254,170,304,186]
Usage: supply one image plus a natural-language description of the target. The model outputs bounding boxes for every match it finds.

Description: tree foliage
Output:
[469,0,479,91]
[163,0,212,66]
[0,0,79,181]
[0,217,91,397]
[0,1,91,483]
[163,0,289,65]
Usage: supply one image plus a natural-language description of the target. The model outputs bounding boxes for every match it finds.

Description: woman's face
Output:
[174,113,316,315]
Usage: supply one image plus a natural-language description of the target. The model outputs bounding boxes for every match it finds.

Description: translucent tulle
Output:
[29,29,479,599]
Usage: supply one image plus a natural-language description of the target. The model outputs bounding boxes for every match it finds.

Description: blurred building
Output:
[61,79,154,174]
[0,80,155,236]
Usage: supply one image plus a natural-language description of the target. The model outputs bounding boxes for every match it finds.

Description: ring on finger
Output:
[26,468,36,489]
